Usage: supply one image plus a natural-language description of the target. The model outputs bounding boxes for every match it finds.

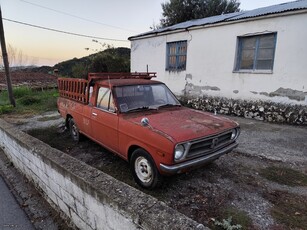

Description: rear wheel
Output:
[130,149,163,189]
[69,118,80,142]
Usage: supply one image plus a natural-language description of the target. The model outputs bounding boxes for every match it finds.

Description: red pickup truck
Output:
[57,73,240,189]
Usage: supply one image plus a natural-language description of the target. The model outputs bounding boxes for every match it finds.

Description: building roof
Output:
[129,0,307,40]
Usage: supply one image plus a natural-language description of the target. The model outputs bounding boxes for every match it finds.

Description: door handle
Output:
[92,112,97,116]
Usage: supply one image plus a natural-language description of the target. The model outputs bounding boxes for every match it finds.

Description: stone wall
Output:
[181,95,307,126]
[0,119,207,230]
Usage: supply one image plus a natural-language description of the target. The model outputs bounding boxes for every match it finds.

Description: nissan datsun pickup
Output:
[57,72,240,189]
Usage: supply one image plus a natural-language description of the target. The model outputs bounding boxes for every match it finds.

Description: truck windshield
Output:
[114,83,181,113]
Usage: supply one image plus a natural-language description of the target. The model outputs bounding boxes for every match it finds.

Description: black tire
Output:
[130,149,163,189]
[69,118,80,142]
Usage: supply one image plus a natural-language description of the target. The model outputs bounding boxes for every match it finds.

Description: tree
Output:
[67,47,130,78]
[90,49,130,73]
[71,62,88,79]
[160,0,240,27]
[0,44,37,69]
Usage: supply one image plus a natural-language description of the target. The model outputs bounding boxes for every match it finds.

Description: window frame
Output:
[166,40,187,71]
[234,33,277,73]
[96,86,115,112]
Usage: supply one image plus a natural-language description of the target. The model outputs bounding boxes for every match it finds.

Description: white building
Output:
[129,1,307,124]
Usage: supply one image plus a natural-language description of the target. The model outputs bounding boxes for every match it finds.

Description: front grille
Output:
[186,131,233,158]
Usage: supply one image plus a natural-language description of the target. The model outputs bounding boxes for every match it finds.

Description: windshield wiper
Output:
[157,104,181,109]
[126,106,157,113]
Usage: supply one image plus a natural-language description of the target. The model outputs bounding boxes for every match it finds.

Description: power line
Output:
[3,18,129,42]
[19,0,138,33]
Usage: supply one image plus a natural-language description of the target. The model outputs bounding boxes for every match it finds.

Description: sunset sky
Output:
[0,0,290,67]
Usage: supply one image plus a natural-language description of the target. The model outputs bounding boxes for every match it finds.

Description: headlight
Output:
[174,144,185,160]
[231,129,238,140]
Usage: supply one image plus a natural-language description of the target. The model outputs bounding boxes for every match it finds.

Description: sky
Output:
[0,0,291,66]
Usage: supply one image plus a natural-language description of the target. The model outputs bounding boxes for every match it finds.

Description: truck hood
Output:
[124,107,239,143]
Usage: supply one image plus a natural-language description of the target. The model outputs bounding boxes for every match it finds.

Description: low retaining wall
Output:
[0,119,206,230]
[182,96,307,126]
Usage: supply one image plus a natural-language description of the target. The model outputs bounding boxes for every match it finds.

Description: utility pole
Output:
[0,6,15,107]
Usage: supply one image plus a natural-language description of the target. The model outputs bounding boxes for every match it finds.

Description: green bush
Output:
[18,95,41,105]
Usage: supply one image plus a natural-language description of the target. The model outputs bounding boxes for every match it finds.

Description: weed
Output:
[214,217,242,230]
[260,166,307,187]
[226,208,253,228]
[210,207,253,230]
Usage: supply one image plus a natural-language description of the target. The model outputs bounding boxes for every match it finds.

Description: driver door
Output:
[91,86,119,153]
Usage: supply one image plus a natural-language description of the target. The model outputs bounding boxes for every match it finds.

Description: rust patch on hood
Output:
[124,107,238,143]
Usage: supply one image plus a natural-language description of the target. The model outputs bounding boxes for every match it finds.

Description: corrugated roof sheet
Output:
[129,0,307,40]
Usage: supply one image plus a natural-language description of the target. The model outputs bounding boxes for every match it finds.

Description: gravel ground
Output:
[232,116,307,164]
[2,112,307,229]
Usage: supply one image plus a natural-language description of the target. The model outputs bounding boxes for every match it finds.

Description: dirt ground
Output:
[0,71,57,90]
[2,112,307,230]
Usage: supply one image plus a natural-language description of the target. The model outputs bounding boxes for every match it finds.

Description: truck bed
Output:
[58,78,89,104]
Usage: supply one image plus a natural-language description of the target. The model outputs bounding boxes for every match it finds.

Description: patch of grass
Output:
[0,87,59,115]
[13,86,33,99]
[0,104,14,114]
[210,207,254,230]
[265,191,307,229]
[0,92,9,105]
[260,166,307,187]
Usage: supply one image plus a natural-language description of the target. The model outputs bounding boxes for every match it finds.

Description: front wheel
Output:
[130,149,163,189]
[69,118,80,142]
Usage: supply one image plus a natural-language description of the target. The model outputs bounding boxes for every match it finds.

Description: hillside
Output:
[29,47,130,78]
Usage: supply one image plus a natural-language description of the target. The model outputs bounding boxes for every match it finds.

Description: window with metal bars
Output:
[235,33,277,72]
[166,41,187,71]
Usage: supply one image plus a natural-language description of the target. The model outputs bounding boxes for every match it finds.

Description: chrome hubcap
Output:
[135,156,152,183]
[72,124,77,136]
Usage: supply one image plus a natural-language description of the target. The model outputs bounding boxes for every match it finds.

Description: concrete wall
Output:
[130,12,307,106]
[0,119,206,230]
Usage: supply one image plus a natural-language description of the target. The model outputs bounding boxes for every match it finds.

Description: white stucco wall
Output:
[130,12,307,105]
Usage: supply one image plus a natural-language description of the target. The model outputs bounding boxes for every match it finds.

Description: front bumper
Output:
[159,142,238,174]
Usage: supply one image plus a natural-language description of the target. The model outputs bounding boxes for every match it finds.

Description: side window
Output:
[235,33,277,72]
[166,40,187,71]
[96,87,115,112]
